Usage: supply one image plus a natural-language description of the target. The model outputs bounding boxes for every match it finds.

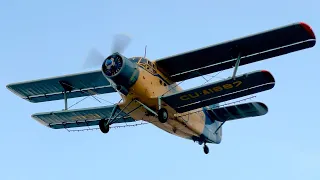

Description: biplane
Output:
[6,22,316,154]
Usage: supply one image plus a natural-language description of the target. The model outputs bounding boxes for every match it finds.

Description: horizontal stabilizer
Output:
[206,102,268,122]
[7,70,116,103]
[155,22,316,82]
[162,70,275,113]
[32,105,135,129]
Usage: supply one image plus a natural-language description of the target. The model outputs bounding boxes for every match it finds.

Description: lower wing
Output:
[161,70,275,113]
[32,105,135,129]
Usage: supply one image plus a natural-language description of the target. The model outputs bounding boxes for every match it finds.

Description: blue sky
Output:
[0,0,319,179]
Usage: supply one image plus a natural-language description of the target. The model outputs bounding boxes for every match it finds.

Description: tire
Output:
[203,145,209,154]
[99,119,110,133]
[158,108,168,123]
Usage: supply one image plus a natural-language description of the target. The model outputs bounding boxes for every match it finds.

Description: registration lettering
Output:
[179,81,242,101]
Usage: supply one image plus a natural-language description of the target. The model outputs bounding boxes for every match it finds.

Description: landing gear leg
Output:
[135,99,168,123]
[99,119,110,133]
[98,105,119,134]
[203,143,209,154]
[157,97,168,123]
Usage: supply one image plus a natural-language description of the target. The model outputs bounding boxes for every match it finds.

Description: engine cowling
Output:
[101,53,139,95]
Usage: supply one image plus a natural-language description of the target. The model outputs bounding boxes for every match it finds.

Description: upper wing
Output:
[32,105,135,129]
[6,70,116,103]
[155,22,316,82]
[161,70,275,113]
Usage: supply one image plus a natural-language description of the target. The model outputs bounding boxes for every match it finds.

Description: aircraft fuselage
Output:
[112,57,222,144]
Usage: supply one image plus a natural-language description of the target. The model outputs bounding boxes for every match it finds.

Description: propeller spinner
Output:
[103,53,123,76]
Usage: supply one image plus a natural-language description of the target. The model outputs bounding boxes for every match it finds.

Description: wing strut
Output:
[59,81,73,110]
[231,46,242,80]
[232,52,242,80]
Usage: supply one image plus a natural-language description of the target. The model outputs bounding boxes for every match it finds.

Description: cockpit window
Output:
[130,57,140,63]
[130,57,157,74]
[139,58,147,63]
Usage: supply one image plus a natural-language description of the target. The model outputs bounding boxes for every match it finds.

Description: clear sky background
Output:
[0,0,319,179]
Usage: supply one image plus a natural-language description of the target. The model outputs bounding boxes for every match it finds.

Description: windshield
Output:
[139,58,147,63]
[129,57,140,63]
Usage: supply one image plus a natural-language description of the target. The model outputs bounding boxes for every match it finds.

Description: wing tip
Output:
[254,102,269,116]
[6,83,33,102]
[261,70,270,73]
[260,70,275,84]
[299,22,316,39]
[31,114,53,128]
[6,83,15,92]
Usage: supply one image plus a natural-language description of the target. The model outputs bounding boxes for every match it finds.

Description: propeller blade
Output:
[82,48,105,69]
[82,34,131,69]
[111,34,131,54]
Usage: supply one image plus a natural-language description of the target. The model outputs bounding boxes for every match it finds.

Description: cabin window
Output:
[140,58,147,63]
[160,80,163,85]
[130,57,139,63]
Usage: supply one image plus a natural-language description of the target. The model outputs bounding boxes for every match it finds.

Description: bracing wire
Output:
[59,81,120,109]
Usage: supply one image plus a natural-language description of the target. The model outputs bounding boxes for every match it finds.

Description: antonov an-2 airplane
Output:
[6,22,316,154]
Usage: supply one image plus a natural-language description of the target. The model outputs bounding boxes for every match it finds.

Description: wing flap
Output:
[7,70,116,103]
[32,105,135,129]
[161,70,275,113]
[206,102,268,122]
[155,22,316,82]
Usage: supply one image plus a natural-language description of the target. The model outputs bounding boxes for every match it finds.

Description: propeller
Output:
[111,34,131,54]
[82,48,105,69]
[82,34,131,69]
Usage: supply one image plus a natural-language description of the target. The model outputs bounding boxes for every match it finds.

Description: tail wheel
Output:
[99,119,110,133]
[203,144,209,154]
[158,108,168,123]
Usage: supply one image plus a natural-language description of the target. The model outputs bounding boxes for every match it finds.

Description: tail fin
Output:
[202,102,268,143]
[202,104,223,144]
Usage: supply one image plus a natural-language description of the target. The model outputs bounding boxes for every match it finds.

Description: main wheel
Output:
[158,108,168,123]
[203,144,209,154]
[99,119,110,134]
